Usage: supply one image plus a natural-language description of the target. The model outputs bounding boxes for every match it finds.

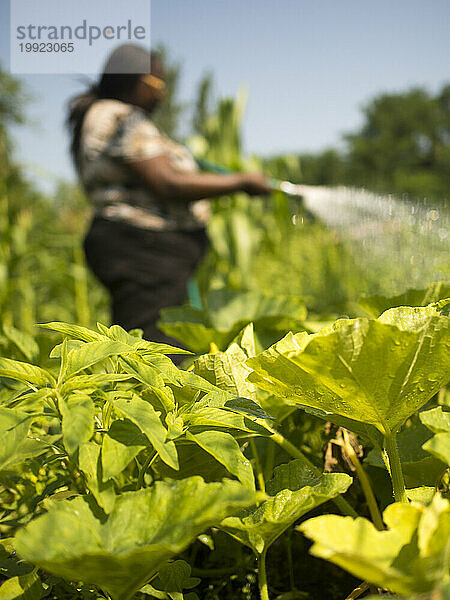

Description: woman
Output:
[67,44,270,347]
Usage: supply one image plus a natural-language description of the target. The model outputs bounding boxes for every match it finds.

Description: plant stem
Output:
[341,430,384,530]
[258,548,270,600]
[269,429,358,518]
[250,439,265,492]
[136,452,157,489]
[264,438,275,482]
[384,431,408,503]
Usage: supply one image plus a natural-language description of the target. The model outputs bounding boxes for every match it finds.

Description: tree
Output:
[344,85,450,199]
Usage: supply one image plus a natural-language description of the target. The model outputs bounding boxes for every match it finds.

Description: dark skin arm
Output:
[127,154,272,203]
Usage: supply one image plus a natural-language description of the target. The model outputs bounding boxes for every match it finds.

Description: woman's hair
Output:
[66,45,159,173]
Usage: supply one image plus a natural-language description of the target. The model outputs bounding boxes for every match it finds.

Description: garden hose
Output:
[195,157,308,198]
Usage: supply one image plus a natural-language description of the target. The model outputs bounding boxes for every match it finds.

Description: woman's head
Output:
[98,44,166,112]
[66,44,165,172]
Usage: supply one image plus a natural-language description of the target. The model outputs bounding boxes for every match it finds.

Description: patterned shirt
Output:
[79,99,209,230]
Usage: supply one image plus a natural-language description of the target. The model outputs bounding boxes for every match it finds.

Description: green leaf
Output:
[365,418,445,486]
[114,395,179,470]
[156,560,200,600]
[60,373,133,395]
[420,406,450,434]
[359,282,450,317]
[299,493,450,596]
[2,325,39,362]
[158,319,228,355]
[78,442,115,513]
[0,357,54,388]
[247,307,450,436]
[118,357,175,412]
[106,324,191,355]
[406,487,436,505]
[102,420,148,480]
[15,478,260,600]
[221,458,352,555]
[39,321,104,341]
[205,289,307,332]
[159,290,307,353]
[0,408,33,471]
[64,341,134,378]
[59,394,95,455]
[0,569,44,600]
[423,433,450,466]
[223,397,272,421]
[186,431,255,490]
[194,335,257,400]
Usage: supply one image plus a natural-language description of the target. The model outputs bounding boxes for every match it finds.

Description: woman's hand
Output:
[239,172,272,196]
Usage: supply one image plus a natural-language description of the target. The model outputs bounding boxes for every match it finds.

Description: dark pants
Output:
[83,216,208,349]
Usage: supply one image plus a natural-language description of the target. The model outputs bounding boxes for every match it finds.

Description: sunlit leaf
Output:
[420,406,450,434]
[186,430,255,490]
[102,420,148,480]
[15,478,260,600]
[299,494,450,596]
[59,394,95,455]
[78,442,115,513]
[423,433,450,466]
[0,569,44,599]
[114,395,179,470]
[0,357,54,388]
[221,458,352,555]
[247,306,450,436]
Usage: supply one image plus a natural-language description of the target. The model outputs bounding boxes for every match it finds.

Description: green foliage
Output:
[300,494,450,596]
[359,281,450,317]
[221,458,351,555]
[159,288,307,354]
[1,63,449,600]
[15,479,258,600]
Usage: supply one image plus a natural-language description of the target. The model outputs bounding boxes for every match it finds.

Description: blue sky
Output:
[0,0,449,193]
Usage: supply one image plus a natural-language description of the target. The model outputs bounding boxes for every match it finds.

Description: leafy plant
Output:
[15,478,259,600]
[158,288,307,354]
[221,458,351,600]
[247,302,450,503]
[300,493,450,596]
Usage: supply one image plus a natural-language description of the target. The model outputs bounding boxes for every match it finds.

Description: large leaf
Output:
[15,478,260,600]
[300,493,450,596]
[114,395,179,470]
[359,282,450,317]
[59,394,95,455]
[247,305,450,436]
[221,458,352,555]
[205,288,307,332]
[186,431,255,490]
